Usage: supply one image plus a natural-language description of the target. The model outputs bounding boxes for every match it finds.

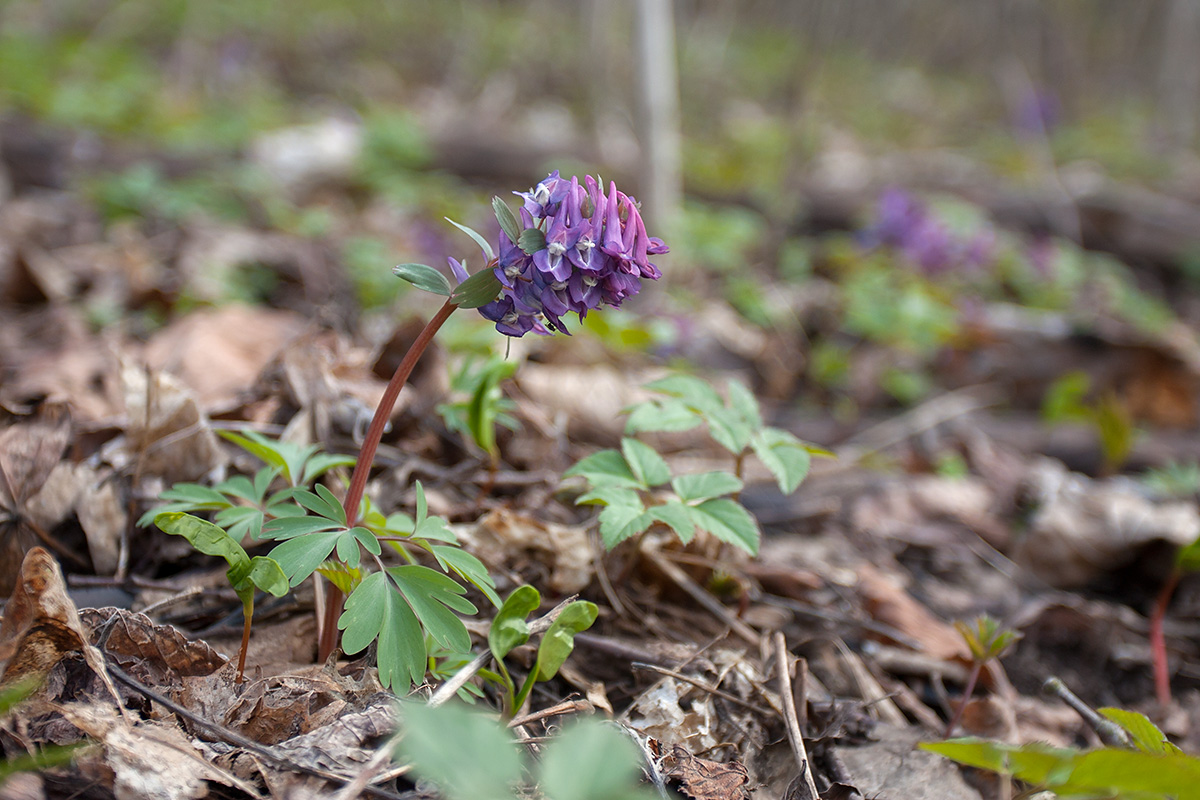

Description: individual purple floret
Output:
[485,172,667,336]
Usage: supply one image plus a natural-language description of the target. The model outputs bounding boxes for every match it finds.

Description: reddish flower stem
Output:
[945,659,983,738]
[1150,568,1181,707]
[316,298,458,661]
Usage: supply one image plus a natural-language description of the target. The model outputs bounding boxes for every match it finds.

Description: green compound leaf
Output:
[301,453,357,486]
[538,720,658,800]
[213,505,265,544]
[451,268,503,309]
[386,565,475,653]
[489,585,539,661]
[620,438,671,487]
[648,500,696,544]
[155,512,250,572]
[726,379,763,432]
[393,263,452,296]
[598,503,650,549]
[395,700,521,800]
[218,430,319,487]
[517,227,546,255]
[262,514,342,540]
[492,196,521,245]
[268,528,343,586]
[645,374,725,415]
[751,428,812,494]
[534,600,597,681]
[340,572,426,691]
[445,217,496,262]
[577,486,642,510]
[671,471,743,503]
[624,397,703,435]
[687,499,760,555]
[705,406,755,454]
[564,449,641,489]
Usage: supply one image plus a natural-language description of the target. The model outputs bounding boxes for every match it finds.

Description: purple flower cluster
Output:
[478,172,667,336]
[864,187,994,277]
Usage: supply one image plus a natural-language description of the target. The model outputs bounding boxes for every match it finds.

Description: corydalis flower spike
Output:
[482,172,667,337]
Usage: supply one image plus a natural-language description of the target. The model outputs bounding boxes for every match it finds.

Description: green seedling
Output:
[1042,371,1137,474]
[395,700,655,800]
[436,354,520,462]
[566,374,827,554]
[153,512,288,682]
[945,615,1021,737]
[487,586,597,717]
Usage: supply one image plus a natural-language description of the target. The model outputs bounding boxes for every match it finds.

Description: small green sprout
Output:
[946,615,1021,737]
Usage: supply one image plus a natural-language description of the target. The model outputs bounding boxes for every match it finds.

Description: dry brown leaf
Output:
[142,304,309,413]
[79,608,227,686]
[120,360,225,484]
[0,548,123,714]
[654,741,750,800]
[462,508,593,594]
[855,563,968,662]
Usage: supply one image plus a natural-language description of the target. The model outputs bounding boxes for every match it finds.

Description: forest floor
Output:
[4,103,1200,800]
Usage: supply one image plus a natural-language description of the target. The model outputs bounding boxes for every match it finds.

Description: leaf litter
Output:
[3,125,1200,800]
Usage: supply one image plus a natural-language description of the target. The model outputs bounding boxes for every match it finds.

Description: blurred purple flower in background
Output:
[481,171,667,337]
[862,187,997,278]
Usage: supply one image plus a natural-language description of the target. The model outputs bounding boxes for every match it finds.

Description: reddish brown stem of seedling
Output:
[945,659,983,738]
[1150,568,1181,707]
[316,298,458,662]
[237,602,253,683]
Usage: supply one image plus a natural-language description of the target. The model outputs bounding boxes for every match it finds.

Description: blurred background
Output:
[3,0,1200,476]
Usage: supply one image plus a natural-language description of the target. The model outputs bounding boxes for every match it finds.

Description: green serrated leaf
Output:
[726,379,763,432]
[645,375,725,414]
[705,407,754,454]
[535,601,597,681]
[671,471,743,503]
[445,217,496,261]
[450,268,502,309]
[393,263,453,296]
[564,449,641,489]
[492,196,521,244]
[687,499,760,554]
[155,512,250,571]
[598,505,650,550]
[624,398,702,434]
[395,700,521,800]
[341,572,426,690]
[1100,708,1179,755]
[751,428,812,494]
[518,227,546,255]
[620,438,671,487]
[648,500,696,543]
[489,585,539,661]
[576,486,642,509]
[387,565,475,653]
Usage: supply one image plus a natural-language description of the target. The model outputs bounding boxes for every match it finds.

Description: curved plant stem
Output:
[1150,568,1181,707]
[317,298,458,661]
[945,660,983,738]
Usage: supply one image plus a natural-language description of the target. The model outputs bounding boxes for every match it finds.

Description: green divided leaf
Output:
[294,485,347,524]
[534,600,597,681]
[395,700,521,800]
[451,268,503,309]
[687,499,760,555]
[340,572,426,691]
[445,217,496,262]
[671,471,743,502]
[392,263,452,296]
[564,449,641,489]
[430,545,501,608]
[492,196,521,244]
[620,438,671,487]
[218,430,319,487]
[268,528,343,586]
[489,585,539,661]
[726,379,763,432]
[386,565,475,653]
[623,397,702,434]
[705,406,755,454]
[751,428,812,494]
